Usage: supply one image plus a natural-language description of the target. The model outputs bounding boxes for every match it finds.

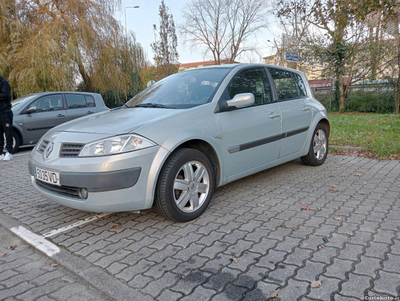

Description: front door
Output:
[216,67,282,180]
[22,94,67,144]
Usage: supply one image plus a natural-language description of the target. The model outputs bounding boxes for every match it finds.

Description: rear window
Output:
[66,94,95,109]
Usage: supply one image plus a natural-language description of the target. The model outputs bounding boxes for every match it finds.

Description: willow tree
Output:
[0,0,145,100]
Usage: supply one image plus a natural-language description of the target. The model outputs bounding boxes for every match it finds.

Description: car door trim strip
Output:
[228,126,309,154]
[27,126,54,131]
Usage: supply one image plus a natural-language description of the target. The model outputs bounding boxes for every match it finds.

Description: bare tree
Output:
[180,0,269,63]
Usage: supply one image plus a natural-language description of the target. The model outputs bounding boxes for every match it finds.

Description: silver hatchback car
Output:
[29,64,329,222]
[9,92,108,153]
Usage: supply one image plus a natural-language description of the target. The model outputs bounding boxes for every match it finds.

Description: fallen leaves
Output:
[300,206,310,211]
[271,288,281,298]
[334,217,343,221]
[355,173,362,176]
[5,245,16,250]
[292,226,297,231]
[229,257,238,263]
[311,280,322,288]
[317,208,322,211]
[0,253,5,257]
[51,263,59,267]
[112,225,121,229]
[317,245,324,250]
[257,204,265,207]
[330,189,339,193]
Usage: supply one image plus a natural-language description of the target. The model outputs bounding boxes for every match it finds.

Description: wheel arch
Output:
[318,118,330,137]
[150,138,222,209]
[12,126,23,145]
[164,139,221,188]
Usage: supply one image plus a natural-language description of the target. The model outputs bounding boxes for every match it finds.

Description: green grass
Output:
[329,113,400,158]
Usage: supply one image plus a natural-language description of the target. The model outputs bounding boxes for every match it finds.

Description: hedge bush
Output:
[314,90,395,113]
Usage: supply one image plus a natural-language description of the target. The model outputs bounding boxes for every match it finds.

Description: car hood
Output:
[53,107,182,135]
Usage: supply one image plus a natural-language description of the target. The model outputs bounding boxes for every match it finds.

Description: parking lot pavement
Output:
[0,224,112,301]
[0,151,399,301]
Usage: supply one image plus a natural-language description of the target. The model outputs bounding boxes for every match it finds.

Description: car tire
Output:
[156,148,215,222]
[3,132,20,154]
[301,123,329,166]
[12,132,20,154]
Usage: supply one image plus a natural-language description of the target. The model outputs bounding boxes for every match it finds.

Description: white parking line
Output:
[11,226,60,257]
[42,212,113,238]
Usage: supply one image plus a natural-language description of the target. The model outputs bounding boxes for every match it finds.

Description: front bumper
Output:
[29,162,141,192]
[29,142,169,212]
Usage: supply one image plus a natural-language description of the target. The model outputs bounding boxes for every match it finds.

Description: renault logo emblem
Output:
[45,142,54,159]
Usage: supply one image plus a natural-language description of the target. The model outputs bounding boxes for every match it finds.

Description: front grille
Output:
[60,143,84,157]
[37,140,49,154]
[36,180,82,199]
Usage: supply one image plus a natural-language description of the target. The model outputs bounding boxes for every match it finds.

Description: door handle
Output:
[57,114,65,117]
[87,111,94,115]
[269,113,281,119]
[302,106,312,111]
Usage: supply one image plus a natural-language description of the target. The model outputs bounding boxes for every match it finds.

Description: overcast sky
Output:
[115,0,280,65]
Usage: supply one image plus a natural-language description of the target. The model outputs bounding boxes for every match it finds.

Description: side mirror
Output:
[147,80,156,87]
[26,107,37,114]
[226,93,255,109]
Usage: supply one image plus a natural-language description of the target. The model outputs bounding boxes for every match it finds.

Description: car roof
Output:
[192,63,305,76]
[30,91,100,96]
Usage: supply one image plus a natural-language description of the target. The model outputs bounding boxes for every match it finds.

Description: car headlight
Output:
[79,134,156,157]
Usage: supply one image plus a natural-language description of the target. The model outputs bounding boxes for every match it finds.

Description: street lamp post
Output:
[125,5,139,38]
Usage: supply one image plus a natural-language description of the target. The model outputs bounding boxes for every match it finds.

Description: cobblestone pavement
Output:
[0,224,111,301]
[0,150,399,301]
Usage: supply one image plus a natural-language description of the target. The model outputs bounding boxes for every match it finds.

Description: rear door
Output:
[268,68,312,158]
[216,67,282,180]
[21,94,67,144]
[65,93,97,121]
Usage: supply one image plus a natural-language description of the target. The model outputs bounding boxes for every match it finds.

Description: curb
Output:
[330,144,366,151]
[0,211,154,301]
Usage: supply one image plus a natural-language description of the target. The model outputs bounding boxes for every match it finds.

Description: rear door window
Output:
[65,94,89,109]
[85,95,96,107]
[293,73,307,97]
[269,68,300,101]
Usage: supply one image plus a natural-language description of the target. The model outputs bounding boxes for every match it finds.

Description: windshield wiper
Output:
[135,103,175,109]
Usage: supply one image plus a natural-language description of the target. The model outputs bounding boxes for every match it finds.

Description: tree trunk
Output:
[339,75,345,110]
[396,19,400,115]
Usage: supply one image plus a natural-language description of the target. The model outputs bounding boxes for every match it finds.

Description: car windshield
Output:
[11,95,37,111]
[125,68,231,109]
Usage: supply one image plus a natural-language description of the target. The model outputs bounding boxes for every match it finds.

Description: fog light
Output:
[79,188,89,199]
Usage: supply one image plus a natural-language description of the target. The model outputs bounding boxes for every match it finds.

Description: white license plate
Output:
[34,166,60,186]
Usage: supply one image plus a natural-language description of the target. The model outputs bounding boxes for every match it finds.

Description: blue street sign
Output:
[285,51,299,62]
